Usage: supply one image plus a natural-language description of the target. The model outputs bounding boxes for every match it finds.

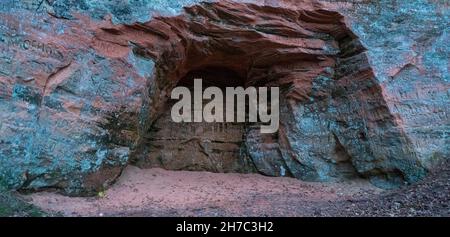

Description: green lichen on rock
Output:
[0,190,47,217]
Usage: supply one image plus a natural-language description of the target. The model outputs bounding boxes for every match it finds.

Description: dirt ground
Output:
[24,160,449,217]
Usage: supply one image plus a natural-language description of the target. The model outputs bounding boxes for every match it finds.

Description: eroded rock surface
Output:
[0,0,448,195]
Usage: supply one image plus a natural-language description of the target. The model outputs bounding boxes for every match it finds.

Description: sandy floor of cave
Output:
[24,166,382,217]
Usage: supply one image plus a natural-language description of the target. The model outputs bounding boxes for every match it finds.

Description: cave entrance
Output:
[136,66,257,173]
[123,1,376,183]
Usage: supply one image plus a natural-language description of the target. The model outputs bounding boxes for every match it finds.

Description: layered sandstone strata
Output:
[0,0,448,195]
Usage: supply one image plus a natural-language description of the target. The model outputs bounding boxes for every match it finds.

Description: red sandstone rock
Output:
[0,0,447,194]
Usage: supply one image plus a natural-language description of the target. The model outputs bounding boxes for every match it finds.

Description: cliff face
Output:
[0,0,448,195]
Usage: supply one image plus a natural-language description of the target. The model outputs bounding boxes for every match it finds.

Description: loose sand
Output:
[25,165,382,216]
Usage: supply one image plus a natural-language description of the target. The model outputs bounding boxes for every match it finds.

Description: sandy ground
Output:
[25,160,450,217]
[25,166,382,217]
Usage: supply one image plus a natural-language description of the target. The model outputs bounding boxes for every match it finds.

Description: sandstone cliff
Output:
[0,0,448,195]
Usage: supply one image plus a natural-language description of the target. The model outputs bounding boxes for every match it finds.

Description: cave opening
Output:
[135,66,258,173]
[123,1,382,184]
